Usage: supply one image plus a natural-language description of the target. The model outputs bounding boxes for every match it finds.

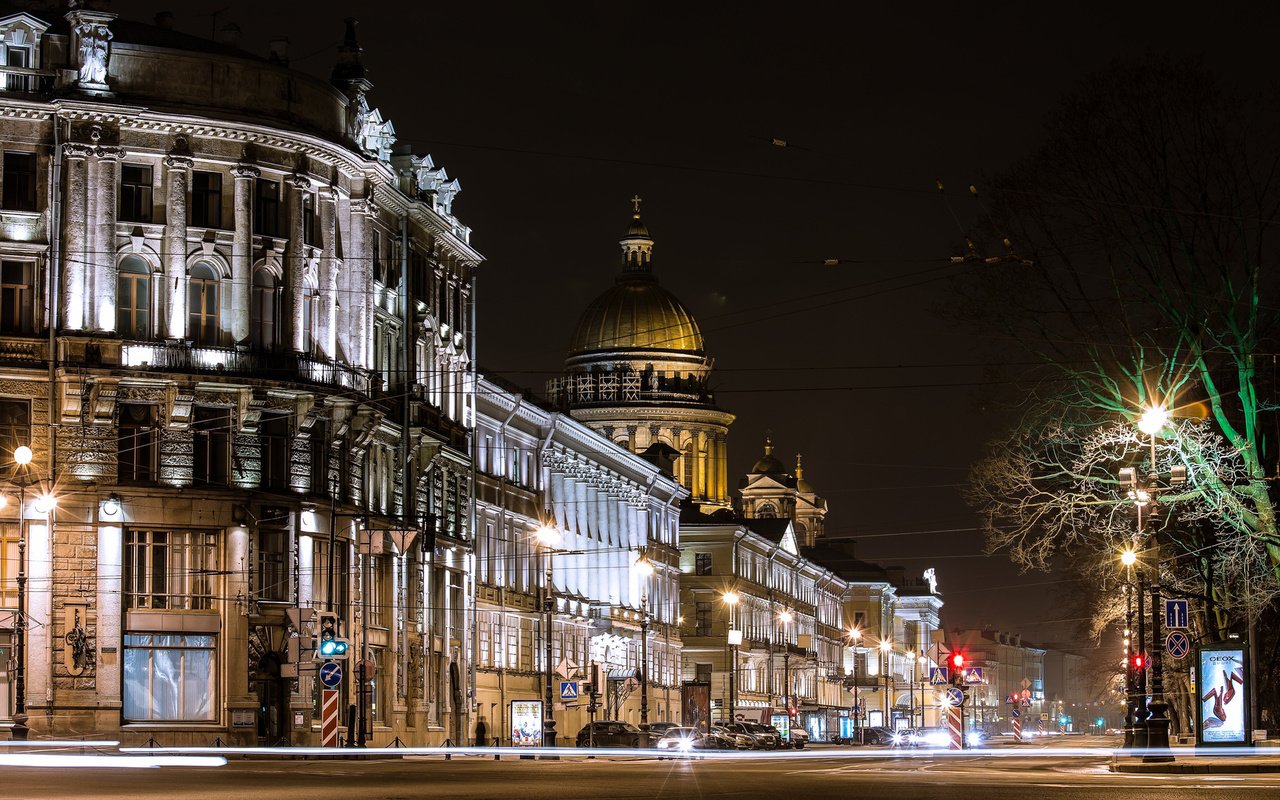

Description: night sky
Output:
[117,0,1280,643]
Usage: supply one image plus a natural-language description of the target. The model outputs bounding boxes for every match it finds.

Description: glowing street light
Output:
[1137,405,1169,436]
[1121,548,1137,567]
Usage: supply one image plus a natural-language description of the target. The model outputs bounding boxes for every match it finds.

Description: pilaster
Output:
[163,153,193,339]
[60,143,92,330]
[230,163,259,344]
[285,174,309,353]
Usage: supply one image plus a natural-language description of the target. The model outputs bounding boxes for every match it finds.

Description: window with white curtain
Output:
[122,633,216,722]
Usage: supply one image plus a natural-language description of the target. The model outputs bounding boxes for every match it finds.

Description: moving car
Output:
[909,727,950,748]
[785,726,809,749]
[862,726,897,745]
[655,727,732,755]
[575,720,659,748]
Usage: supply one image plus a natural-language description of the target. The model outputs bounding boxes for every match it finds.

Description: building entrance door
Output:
[253,651,289,746]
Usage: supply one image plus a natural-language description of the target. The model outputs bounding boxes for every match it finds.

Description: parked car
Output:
[655,726,734,755]
[785,726,809,749]
[743,722,783,749]
[645,721,681,737]
[575,720,658,748]
[711,725,756,750]
[862,726,897,745]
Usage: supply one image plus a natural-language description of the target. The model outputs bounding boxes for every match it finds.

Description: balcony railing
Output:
[120,340,371,393]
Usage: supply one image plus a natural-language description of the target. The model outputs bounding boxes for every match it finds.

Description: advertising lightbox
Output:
[1196,644,1248,746]
[509,699,544,747]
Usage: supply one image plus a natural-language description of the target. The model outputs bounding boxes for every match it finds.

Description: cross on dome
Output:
[631,194,643,216]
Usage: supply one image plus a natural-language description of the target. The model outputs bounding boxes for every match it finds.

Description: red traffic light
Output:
[950,652,966,670]
[1133,654,1145,669]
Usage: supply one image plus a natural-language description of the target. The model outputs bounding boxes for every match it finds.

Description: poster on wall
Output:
[1197,644,1248,746]
[509,699,544,747]
[681,682,711,734]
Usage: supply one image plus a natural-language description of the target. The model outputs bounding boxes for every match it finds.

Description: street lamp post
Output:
[634,550,656,729]
[1136,405,1174,761]
[723,591,740,724]
[779,610,793,725]
[848,627,863,743]
[535,524,562,748]
[879,639,891,727]
[8,444,34,740]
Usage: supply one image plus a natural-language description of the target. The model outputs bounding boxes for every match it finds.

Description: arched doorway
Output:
[251,648,289,746]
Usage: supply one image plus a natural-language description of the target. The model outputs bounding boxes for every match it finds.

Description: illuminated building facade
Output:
[0,8,477,745]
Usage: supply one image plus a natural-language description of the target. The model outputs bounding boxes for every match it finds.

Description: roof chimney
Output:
[154,11,175,30]
[219,23,242,48]
[268,37,290,66]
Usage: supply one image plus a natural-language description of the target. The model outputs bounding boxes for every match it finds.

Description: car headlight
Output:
[891,733,904,745]
[677,739,693,751]
[966,732,983,746]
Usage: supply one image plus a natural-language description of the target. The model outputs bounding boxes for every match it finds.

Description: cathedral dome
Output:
[750,436,787,475]
[567,206,703,356]
[569,279,704,355]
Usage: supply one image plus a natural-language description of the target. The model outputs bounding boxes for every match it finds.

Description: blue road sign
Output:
[1012,707,1022,719]
[319,661,343,689]
[964,667,984,685]
[1165,599,1189,630]
[1165,630,1191,660]
[928,667,950,685]
[1021,697,1031,708]
[559,680,579,700]
[945,687,965,707]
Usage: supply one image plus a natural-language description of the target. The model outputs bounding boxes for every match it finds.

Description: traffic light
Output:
[316,612,349,659]
[1132,653,1145,670]
[950,651,966,670]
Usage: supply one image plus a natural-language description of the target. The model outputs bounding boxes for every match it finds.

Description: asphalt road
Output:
[5,738,1280,800]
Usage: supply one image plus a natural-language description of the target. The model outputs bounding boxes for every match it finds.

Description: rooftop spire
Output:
[795,453,804,480]
[764,434,774,457]
[620,194,654,275]
[331,17,370,88]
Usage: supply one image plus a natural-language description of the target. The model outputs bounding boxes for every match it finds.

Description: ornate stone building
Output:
[739,436,828,546]
[546,204,733,512]
[0,8,477,745]
[473,375,686,743]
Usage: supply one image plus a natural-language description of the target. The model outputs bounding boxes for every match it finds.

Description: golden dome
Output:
[568,278,704,355]
[751,436,787,475]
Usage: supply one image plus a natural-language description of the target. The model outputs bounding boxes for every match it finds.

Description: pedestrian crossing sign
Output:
[929,667,950,685]
[559,681,578,700]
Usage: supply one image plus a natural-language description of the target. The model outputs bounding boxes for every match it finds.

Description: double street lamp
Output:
[722,591,741,723]
[779,609,794,723]
[535,524,562,747]
[878,638,891,726]
[633,549,655,728]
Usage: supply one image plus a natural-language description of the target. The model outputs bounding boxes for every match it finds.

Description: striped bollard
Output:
[321,689,341,747]
[947,704,963,750]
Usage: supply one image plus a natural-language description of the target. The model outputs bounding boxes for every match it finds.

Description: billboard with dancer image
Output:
[1196,644,1248,745]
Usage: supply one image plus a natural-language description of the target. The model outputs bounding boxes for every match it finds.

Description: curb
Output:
[1112,762,1280,774]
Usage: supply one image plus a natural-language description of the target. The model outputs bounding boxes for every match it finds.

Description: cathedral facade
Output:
[0,8,476,745]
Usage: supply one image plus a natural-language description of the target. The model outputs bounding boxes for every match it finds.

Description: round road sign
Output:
[945,687,965,707]
[319,661,343,689]
[1165,631,1191,660]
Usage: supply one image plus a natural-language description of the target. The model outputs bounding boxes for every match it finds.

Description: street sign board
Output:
[555,657,579,679]
[319,661,343,689]
[1012,707,1021,719]
[559,681,579,701]
[1165,599,1189,630]
[1006,694,1018,705]
[929,667,950,685]
[1021,688,1031,699]
[963,667,984,685]
[1040,712,1049,721]
[945,687,965,707]
[1021,678,1031,690]
[1166,631,1191,660]
[1021,697,1031,708]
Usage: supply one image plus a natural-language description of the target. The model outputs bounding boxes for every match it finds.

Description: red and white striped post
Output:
[947,704,963,750]
[321,689,341,747]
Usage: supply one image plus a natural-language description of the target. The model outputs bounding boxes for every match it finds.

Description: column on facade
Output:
[90,147,122,331]
[229,164,258,344]
[284,174,309,353]
[348,197,374,369]
[224,526,254,728]
[717,434,729,505]
[163,154,193,339]
[318,186,339,360]
[26,514,52,716]
[97,517,123,713]
[60,144,91,330]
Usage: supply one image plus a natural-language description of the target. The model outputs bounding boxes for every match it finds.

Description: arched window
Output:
[251,268,278,350]
[116,256,151,338]
[757,502,778,519]
[187,261,220,346]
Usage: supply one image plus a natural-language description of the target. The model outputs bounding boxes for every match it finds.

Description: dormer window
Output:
[0,13,49,94]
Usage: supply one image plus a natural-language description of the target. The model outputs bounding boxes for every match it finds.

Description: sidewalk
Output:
[1111,745,1280,774]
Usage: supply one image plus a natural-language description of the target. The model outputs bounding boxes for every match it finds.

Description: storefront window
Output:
[123,633,216,722]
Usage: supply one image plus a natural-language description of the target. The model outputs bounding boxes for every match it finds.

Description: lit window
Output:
[123,634,216,722]
[2,151,36,211]
[116,255,151,338]
[187,261,220,346]
[119,164,152,223]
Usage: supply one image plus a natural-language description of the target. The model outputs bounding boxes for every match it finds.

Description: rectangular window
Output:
[2,151,36,211]
[311,537,349,612]
[191,406,231,486]
[0,522,16,608]
[190,170,222,229]
[695,662,713,684]
[0,398,30,482]
[0,259,34,334]
[123,633,216,722]
[695,601,713,637]
[695,552,712,576]
[117,403,157,483]
[119,164,153,223]
[5,46,30,92]
[124,528,217,610]
[260,413,289,491]
[302,192,316,245]
[256,527,289,602]
[365,554,386,628]
[253,178,279,237]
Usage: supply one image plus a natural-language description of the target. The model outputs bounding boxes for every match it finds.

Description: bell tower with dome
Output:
[546,199,734,512]
[739,435,829,546]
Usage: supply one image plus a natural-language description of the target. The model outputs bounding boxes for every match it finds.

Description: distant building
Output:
[546,205,734,513]
[738,436,828,546]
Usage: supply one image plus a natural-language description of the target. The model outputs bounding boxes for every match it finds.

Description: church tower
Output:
[547,199,734,512]
[739,436,829,546]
